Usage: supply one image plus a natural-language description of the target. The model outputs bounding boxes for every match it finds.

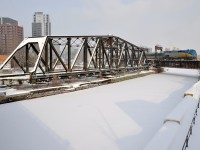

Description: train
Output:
[146,49,197,60]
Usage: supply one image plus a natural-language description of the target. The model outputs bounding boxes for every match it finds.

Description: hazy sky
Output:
[0,0,200,53]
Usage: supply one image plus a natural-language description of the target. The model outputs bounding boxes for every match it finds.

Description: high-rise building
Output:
[0,17,24,55]
[32,12,51,37]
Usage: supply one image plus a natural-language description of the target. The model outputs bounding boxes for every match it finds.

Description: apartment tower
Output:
[32,12,51,37]
[0,17,24,55]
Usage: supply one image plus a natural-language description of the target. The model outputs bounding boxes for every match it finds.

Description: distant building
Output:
[0,17,24,56]
[32,12,51,37]
[0,17,18,25]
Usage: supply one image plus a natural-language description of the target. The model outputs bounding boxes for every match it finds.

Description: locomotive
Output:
[146,49,197,60]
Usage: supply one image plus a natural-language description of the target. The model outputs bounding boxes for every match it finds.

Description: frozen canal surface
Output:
[0,68,199,150]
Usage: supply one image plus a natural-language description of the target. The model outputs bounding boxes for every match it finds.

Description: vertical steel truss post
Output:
[25,44,29,72]
[115,38,119,68]
[98,38,102,70]
[45,43,48,72]
[109,37,113,68]
[101,38,105,69]
[83,38,88,71]
[67,38,71,71]
[49,40,53,71]
[124,43,128,67]
[101,38,109,68]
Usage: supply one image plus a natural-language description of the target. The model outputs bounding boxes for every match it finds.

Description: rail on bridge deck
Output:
[0,35,148,83]
[155,60,200,69]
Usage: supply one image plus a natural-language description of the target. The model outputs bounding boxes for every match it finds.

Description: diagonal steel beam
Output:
[30,43,50,71]
[101,39,110,68]
[49,40,68,72]
[117,43,126,66]
[38,63,45,74]
[13,56,26,73]
[87,39,99,69]
[53,42,68,69]
[71,39,85,69]
[138,51,144,66]
[30,37,48,74]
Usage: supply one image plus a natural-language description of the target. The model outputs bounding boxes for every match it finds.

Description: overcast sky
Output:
[0,0,200,53]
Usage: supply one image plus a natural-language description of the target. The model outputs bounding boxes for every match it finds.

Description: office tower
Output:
[0,17,24,55]
[32,12,51,37]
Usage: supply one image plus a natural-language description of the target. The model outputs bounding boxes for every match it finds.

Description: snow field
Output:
[0,68,199,150]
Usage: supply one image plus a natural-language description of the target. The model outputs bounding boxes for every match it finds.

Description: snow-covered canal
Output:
[0,68,199,150]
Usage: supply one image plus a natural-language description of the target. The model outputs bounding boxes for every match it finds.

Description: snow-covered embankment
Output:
[144,80,200,150]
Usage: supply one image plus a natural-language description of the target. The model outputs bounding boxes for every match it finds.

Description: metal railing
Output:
[182,101,199,150]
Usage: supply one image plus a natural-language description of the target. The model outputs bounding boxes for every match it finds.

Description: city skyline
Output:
[0,0,199,53]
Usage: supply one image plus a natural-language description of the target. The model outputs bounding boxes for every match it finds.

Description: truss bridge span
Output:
[0,35,148,83]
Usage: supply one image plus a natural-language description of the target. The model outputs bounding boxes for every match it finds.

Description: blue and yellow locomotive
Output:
[146,49,197,60]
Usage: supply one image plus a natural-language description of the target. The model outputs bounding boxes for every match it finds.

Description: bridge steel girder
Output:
[155,60,200,69]
[0,35,148,83]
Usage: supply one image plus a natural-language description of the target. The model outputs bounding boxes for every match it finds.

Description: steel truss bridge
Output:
[0,35,148,83]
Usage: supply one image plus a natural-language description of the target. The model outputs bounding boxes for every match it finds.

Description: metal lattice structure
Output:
[0,35,148,82]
